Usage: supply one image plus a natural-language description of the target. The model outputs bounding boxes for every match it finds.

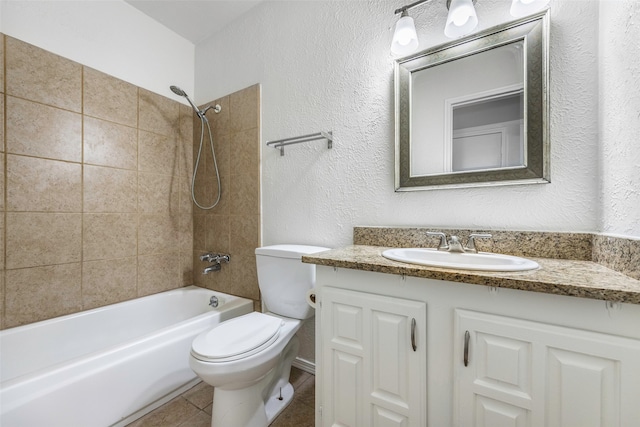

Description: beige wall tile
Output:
[83,213,137,261]
[0,215,4,271]
[138,214,179,255]
[82,257,137,309]
[179,105,194,178]
[209,96,230,140]
[84,165,137,213]
[139,89,179,137]
[6,213,81,269]
[229,249,260,300]
[230,171,260,215]
[6,96,82,162]
[139,130,178,175]
[5,37,82,112]
[137,253,180,297]
[205,215,230,253]
[0,34,4,94]
[230,215,260,251]
[0,154,4,211]
[7,155,81,212]
[193,215,206,251]
[229,85,259,133]
[4,263,82,327]
[83,67,138,127]
[138,172,179,214]
[180,251,194,287]
[0,97,4,152]
[178,175,193,214]
[179,213,193,254]
[230,128,259,175]
[84,116,137,170]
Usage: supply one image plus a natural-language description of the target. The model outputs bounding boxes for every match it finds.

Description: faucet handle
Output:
[426,232,448,251]
[200,253,216,263]
[465,233,492,253]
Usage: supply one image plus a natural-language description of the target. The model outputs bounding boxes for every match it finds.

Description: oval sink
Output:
[382,248,539,272]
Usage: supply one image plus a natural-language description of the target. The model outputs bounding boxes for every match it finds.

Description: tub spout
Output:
[203,264,221,274]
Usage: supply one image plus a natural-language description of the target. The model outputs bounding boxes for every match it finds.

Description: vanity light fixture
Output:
[444,0,478,38]
[509,0,550,17]
[391,0,480,56]
[391,9,420,55]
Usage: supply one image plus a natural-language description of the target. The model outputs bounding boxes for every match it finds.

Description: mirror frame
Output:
[394,10,550,191]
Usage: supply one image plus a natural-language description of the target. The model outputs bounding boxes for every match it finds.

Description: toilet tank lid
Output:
[255,244,330,259]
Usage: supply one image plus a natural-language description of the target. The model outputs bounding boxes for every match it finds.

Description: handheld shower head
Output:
[170,85,187,97]
[169,85,204,118]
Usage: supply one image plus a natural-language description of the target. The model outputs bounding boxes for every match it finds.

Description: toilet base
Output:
[264,382,294,424]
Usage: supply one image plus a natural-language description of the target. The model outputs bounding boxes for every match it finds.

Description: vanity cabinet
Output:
[314,266,640,427]
[454,309,640,427]
[319,286,427,427]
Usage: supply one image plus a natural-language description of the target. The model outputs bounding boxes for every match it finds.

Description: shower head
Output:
[169,85,222,119]
[169,85,203,118]
[170,85,187,97]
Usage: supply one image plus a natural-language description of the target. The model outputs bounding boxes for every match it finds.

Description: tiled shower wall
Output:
[192,85,262,308]
[0,35,195,329]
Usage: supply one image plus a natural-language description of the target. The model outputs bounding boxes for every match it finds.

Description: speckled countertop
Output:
[302,245,640,304]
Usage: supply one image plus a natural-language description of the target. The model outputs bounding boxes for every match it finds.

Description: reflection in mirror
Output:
[395,11,549,190]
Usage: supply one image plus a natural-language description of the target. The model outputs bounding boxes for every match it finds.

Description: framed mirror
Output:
[394,10,549,191]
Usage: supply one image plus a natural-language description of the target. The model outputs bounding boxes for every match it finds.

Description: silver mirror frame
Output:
[394,10,550,191]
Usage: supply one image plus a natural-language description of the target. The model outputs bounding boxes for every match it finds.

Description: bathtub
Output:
[0,286,253,427]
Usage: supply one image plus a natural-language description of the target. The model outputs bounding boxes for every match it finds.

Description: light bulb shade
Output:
[444,0,478,38]
[510,0,550,17]
[391,14,419,56]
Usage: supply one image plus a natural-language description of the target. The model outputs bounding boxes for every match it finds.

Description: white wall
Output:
[598,0,640,238]
[0,0,195,101]
[196,0,610,249]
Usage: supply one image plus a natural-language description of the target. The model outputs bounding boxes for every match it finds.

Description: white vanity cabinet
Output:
[314,266,640,427]
[319,286,427,427]
[454,309,640,427]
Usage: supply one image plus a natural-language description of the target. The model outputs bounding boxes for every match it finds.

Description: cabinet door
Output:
[454,309,640,427]
[320,287,427,427]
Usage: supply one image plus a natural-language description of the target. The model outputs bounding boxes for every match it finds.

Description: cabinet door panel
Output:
[455,309,640,427]
[321,287,427,427]
[475,396,530,427]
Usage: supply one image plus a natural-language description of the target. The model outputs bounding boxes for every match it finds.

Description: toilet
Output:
[189,244,329,427]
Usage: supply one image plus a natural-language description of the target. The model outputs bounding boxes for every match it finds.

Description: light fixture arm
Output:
[394,0,434,16]
[445,0,477,9]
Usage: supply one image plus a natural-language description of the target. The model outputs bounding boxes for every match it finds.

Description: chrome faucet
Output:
[426,232,492,253]
[203,264,221,274]
[200,252,231,274]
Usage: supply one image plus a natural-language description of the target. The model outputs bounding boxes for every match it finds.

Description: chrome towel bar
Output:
[266,131,333,156]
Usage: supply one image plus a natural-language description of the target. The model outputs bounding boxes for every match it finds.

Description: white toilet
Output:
[189,244,329,427]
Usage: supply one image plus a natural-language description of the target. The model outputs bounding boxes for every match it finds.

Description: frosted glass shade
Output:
[391,14,419,56]
[510,0,550,17]
[444,0,478,38]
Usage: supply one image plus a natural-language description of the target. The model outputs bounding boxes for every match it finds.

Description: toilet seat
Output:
[191,312,283,363]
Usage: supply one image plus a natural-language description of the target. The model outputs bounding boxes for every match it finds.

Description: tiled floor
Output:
[126,367,315,427]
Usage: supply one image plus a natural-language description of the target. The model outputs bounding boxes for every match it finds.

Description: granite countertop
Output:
[302,245,640,304]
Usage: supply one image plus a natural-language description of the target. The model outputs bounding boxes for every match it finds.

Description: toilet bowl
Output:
[189,244,329,427]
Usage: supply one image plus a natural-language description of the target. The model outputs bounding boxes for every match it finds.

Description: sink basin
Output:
[381,248,539,272]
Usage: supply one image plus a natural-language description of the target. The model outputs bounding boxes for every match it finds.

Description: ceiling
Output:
[125,0,265,44]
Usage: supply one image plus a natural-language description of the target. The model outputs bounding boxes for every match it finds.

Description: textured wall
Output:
[599,0,640,237]
[0,36,194,329]
[196,0,603,252]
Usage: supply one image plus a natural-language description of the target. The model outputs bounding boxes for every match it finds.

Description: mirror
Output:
[395,10,549,190]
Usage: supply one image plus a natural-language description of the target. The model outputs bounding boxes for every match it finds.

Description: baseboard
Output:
[292,357,315,375]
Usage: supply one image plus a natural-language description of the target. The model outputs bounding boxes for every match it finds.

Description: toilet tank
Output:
[255,244,330,320]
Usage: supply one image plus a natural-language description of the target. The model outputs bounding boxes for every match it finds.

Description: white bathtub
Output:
[0,286,253,427]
